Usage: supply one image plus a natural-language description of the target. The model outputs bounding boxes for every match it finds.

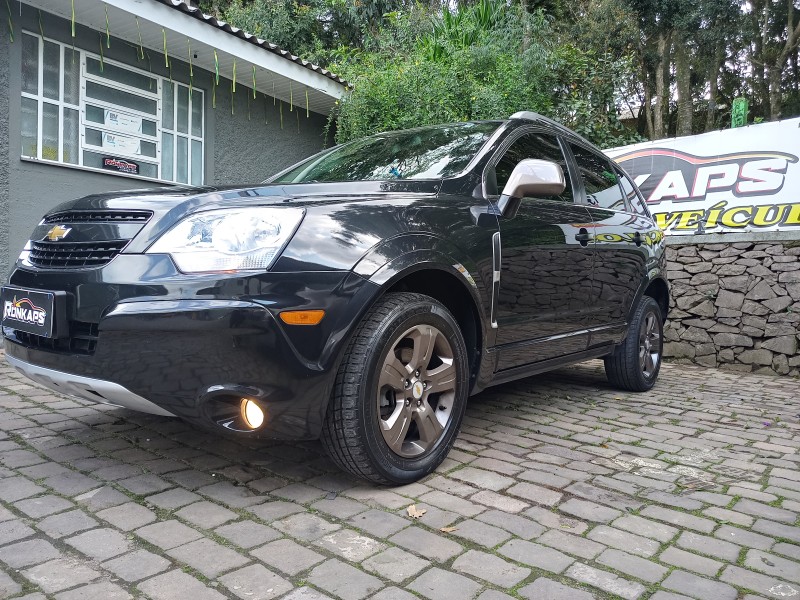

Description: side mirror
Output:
[498,159,566,215]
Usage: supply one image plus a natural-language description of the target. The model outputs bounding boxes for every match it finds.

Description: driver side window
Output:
[489,132,574,203]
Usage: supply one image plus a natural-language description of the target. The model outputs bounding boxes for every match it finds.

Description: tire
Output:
[604,295,664,392]
[321,292,470,485]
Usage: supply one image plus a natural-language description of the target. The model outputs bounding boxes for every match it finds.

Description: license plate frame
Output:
[1,286,66,338]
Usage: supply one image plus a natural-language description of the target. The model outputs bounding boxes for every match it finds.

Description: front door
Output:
[489,130,595,371]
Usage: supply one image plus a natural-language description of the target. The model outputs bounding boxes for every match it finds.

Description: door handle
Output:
[574,228,593,246]
[634,232,643,246]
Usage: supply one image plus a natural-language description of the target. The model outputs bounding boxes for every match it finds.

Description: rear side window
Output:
[617,169,650,216]
[570,144,626,211]
[490,132,574,203]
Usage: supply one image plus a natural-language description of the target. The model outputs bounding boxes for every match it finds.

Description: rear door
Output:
[489,130,595,371]
[566,143,652,345]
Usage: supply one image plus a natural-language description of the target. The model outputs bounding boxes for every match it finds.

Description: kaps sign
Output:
[606,118,800,235]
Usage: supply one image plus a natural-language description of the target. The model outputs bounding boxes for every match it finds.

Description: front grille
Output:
[29,240,129,268]
[43,210,152,224]
[10,321,99,355]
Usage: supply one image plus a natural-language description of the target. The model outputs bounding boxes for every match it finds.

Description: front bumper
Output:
[3,257,380,439]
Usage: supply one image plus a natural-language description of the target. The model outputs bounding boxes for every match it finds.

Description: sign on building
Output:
[606,118,800,236]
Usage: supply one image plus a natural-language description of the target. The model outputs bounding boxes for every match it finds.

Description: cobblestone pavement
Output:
[1,351,799,600]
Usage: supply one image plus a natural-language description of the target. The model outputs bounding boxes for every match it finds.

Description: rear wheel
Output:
[604,295,663,392]
[321,292,469,484]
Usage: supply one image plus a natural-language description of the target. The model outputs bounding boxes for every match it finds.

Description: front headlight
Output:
[147,207,304,273]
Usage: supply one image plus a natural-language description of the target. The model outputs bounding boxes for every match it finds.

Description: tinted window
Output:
[271,122,500,183]
[618,169,650,216]
[491,132,573,202]
[570,144,626,210]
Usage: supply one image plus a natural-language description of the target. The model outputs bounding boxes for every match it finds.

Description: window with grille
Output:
[20,32,204,184]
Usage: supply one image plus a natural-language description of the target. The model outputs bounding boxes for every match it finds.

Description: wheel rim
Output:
[639,310,662,379]
[376,324,457,458]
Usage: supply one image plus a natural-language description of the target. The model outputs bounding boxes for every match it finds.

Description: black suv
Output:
[2,112,668,484]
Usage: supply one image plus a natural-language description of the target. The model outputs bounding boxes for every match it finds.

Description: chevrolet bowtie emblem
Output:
[45,225,72,241]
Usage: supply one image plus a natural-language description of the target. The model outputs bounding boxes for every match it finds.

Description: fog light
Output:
[241,399,264,429]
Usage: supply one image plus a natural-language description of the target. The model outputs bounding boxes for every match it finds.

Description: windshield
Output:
[270,122,501,183]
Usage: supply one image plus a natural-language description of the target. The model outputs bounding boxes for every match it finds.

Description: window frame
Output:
[566,141,631,213]
[19,30,204,185]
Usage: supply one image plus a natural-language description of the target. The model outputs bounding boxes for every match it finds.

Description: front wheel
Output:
[321,292,470,485]
[604,295,664,392]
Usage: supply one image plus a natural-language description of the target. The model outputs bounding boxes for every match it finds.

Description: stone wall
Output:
[664,239,800,376]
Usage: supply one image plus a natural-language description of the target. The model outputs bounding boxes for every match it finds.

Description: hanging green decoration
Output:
[98,33,105,71]
[280,100,283,129]
[5,0,13,43]
[37,10,44,38]
[213,49,219,84]
[232,59,237,92]
[264,93,268,125]
[273,81,276,105]
[247,89,251,121]
[252,66,256,99]
[211,73,216,109]
[168,57,172,82]
[135,16,144,59]
[305,89,309,118]
[162,29,168,67]
[105,6,110,47]
[289,81,294,112]
[71,0,76,37]
[296,107,300,132]
[230,84,234,116]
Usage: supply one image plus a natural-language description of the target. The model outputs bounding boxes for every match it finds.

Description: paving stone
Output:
[417,490,484,516]
[44,471,100,496]
[498,539,574,573]
[0,539,60,568]
[518,577,595,600]
[525,505,588,534]
[101,549,172,582]
[0,570,22,598]
[348,509,410,538]
[175,500,238,528]
[197,481,265,508]
[773,542,800,561]
[136,569,227,600]
[506,482,562,507]
[752,518,800,544]
[66,527,133,561]
[281,587,334,600]
[0,519,36,545]
[21,558,100,594]
[639,505,716,533]
[662,570,737,600]
[701,506,755,527]
[448,518,511,548]
[272,483,327,503]
[469,489,529,513]
[371,588,417,600]
[74,486,130,511]
[96,502,157,531]
[308,559,384,600]
[566,562,645,600]
[311,496,369,519]
[597,548,668,583]
[475,509,545,539]
[744,549,800,584]
[720,565,797,598]
[54,581,132,600]
[362,547,430,583]
[586,525,660,557]
[251,538,326,575]
[313,528,385,562]
[273,512,341,541]
[733,498,797,523]
[452,549,530,587]
[611,514,679,543]
[14,494,74,518]
[214,520,281,549]
[450,467,515,491]
[135,519,203,550]
[559,498,623,523]
[117,474,172,495]
[167,537,249,578]
[714,524,773,550]
[538,529,606,559]
[0,477,44,502]
[408,567,481,600]
[37,508,98,538]
[659,546,723,577]
[676,530,741,561]
[218,563,293,600]
[389,526,464,563]
[145,488,203,510]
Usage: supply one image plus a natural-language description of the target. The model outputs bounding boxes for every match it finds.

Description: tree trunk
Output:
[675,38,692,136]
[768,65,783,120]
[705,46,722,132]
[653,31,670,139]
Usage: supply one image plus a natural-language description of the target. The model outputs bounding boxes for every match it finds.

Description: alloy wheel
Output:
[639,311,661,379]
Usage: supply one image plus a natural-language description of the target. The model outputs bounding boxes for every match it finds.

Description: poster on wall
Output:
[104,110,143,135]
[102,157,140,175]
[101,132,142,156]
[605,118,800,236]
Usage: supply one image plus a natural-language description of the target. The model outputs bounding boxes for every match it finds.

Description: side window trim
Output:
[567,140,630,213]
[482,127,580,205]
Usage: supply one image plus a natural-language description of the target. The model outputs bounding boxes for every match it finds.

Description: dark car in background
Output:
[2,112,668,484]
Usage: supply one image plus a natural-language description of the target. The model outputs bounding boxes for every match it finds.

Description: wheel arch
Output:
[642,276,670,321]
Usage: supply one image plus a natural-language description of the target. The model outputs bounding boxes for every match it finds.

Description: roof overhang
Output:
[21,0,347,116]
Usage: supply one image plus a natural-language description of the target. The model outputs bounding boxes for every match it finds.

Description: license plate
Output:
[1,286,57,338]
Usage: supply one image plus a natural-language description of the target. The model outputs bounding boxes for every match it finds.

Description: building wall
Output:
[664,238,800,376]
[3,8,333,275]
